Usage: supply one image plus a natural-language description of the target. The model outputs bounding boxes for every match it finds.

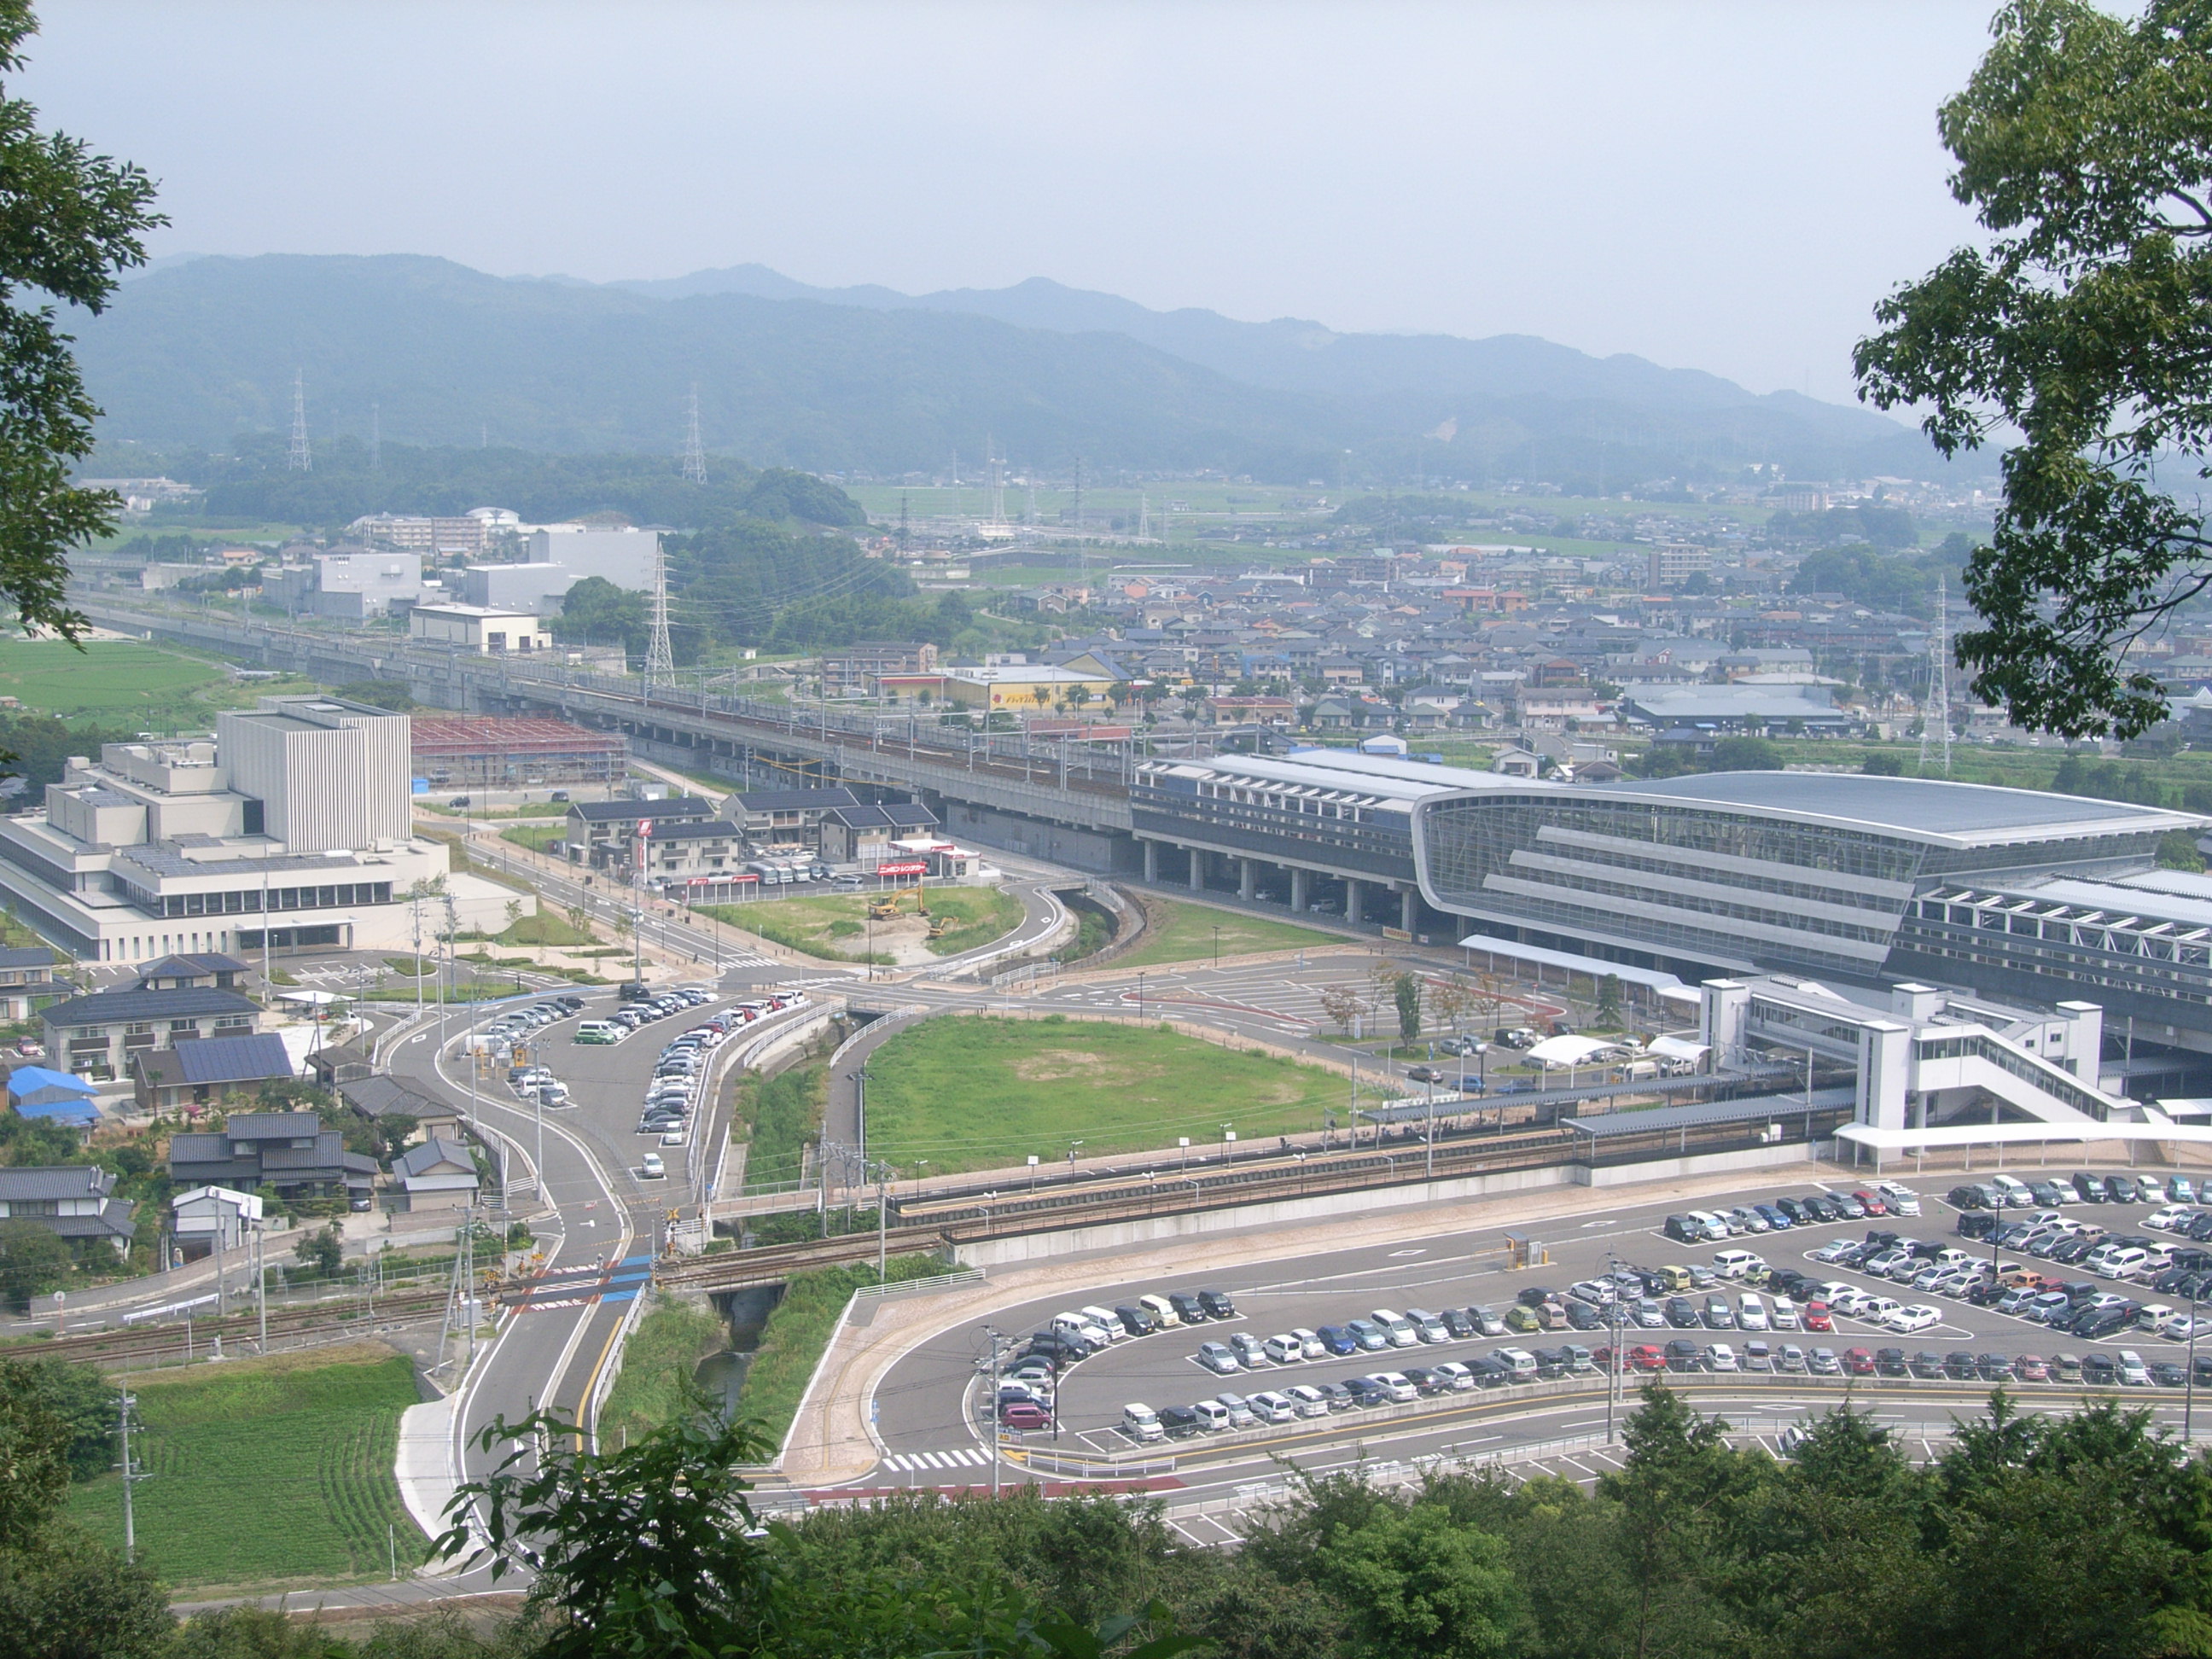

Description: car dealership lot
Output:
[868,1169,2212,1481]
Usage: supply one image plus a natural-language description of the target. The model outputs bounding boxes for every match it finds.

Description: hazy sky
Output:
[27,3,1997,405]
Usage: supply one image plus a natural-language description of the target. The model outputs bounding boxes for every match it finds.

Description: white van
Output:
[639,1153,665,1179]
[1369,1308,1420,1348]
[1496,1347,1538,1381]
[1713,1249,1763,1279]
[1190,1400,1231,1431]
[1052,1312,1113,1348]
[1689,1210,1733,1240]
[1121,1403,1163,1442]
[2117,1349,2151,1386]
[1989,1174,2034,1208]
[1138,1293,1181,1329]
[1262,1333,1305,1364]
[1078,1305,1125,1341]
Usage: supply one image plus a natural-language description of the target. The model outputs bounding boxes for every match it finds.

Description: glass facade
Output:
[1132,763,1418,880]
[1898,887,2212,1010]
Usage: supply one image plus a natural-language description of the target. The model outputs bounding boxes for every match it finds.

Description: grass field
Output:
[0,637,226,719]
[861,1014,1346,1172]
[599,1296,729,1449]
[1116,897,1348,969]
[63,1343,424,1590]
[702,887,1023,963]
[734,1255,940,1451]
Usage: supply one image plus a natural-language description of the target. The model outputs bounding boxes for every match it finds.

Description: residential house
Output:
[720,788,859,851]
[5,1066,99,1127]
[131,1032,296,1115]
[820,800,940,866]
[41,986,264,1082]
[389,1138,480,1212]
[167,1185,259,1262]
[166,1110,378,1209]
[134,952,249,992]
[0,1165,133,1253]
[563,795,719,874]
[0,946,58,1018]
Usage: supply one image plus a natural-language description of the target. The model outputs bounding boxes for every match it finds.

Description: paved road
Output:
[858,1172,2212,1526]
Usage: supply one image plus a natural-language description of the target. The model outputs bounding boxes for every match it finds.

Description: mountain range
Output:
[81,253,1967,487]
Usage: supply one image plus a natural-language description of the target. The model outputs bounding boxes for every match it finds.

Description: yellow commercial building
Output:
[941,666,1117,712]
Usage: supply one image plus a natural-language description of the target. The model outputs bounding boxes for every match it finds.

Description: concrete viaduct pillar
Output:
[1400,884,1417,934]
[1289,867,1310,913]
[1346,878,1365,925]
[1143,841,1160,884]
[1188,847,1205,892]
[1238,858,1256,901]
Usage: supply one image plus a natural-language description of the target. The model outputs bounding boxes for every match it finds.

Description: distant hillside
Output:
[81,253,1973,486]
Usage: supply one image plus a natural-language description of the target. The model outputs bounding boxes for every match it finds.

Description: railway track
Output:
[20,1286,451,1368]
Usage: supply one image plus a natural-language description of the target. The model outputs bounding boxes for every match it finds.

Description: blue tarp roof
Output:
[15,1097,100,1125]
[8,1067,97,1100]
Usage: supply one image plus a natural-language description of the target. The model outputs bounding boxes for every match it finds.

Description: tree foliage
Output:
[1855,0,2212,737]
[0,1,164,641]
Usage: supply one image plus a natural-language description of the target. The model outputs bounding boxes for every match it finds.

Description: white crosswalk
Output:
[881,1447,992,1473]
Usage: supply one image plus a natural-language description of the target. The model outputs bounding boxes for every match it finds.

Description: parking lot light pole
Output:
[2191,1288,2202,1441]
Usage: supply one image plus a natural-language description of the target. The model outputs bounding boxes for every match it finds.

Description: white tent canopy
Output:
[1649,1034,1710,1064]
[1525,1034,1621,1068]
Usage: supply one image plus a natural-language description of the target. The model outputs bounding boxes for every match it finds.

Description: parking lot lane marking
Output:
[1580,1219,1621,1229]
[1388,1249,1427,1258]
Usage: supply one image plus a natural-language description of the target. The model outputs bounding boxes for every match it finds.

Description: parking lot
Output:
[867,1167,2212,1476]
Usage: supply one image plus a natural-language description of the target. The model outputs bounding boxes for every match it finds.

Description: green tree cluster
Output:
[1856,0,2212,738]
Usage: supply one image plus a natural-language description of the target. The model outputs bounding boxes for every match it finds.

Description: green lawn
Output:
[734,1256,940,1452]
[701,886,1023,962]
[860,1014,1347,1172]
[599,1297,729,1449]
[1116,896,1348,969]
[0,637,225,718]
[63,1344,424,1590]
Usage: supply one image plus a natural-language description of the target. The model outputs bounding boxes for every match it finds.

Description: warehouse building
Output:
[410,715,626,791]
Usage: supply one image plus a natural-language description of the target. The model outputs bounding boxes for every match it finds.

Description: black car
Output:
[1405,1366,1452,1395]
[1465,1356,1513,1388]
[2192,1353,2212,1386]
[1114,1304,1156,1337]
[1976,1353,2012,1381]
[1663,1339,1702,1372]
[2188,1213,2212,1243]
[1767,1269,1815,1302]
[1197,1289,1237,1319]
[2082,1353,2119,1386]
[1875,1348,1909,1377]
[1775,1196,1815,1225]
[2073,1173,2110,1202]
[1343,1376,1388,1406]
[1167,1292,1208,1323]
[1441,1307,1477,1339]
[2029,1181,2067,1208]
[1958,1213,1998,1241]
[1664,1296,1702,1328]
[2072,1308,2133,1340]
[2153,1362,2189,1388]
[2052,1236,2097,1264]
[1804,1195,1844,1222]
[1518,1286,1564,1309]
[1948,1184,1994,1210]
[1531,1348,1569,1379]
[1942,1351,1978,1380]
[1564,1301,1604,1331]
[1159,1406,1203,1439]
[2107,1174,2143,1205]
[1909,1350,1944,1378]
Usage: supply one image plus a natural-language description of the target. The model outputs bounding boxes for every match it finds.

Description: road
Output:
[854,1173,2212,1534]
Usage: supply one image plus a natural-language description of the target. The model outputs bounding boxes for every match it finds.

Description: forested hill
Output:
[79,253,1970,486]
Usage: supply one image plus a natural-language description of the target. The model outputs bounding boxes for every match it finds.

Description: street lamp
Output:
[1067,1139,1085,1168]
[1221,1124,1236,1164]
[1027,1153,1040,1191]
[1178,1136,1190,1173]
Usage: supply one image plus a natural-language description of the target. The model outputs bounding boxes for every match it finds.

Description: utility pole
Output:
[117,1382,149,1563]
[981,1327,1005,1497]
[254,1220,267,1353]
[874,1159,893,1280]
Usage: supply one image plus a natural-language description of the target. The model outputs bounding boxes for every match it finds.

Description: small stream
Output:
[695,1284,783,1421]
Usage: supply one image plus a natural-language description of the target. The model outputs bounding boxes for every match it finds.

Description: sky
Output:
[24,2,1999,406]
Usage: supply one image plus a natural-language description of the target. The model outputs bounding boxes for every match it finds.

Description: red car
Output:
[1852,1190,1888,1217]
[1627,1343,1667,1373]
[1803,1301,1836,1333]
[1842,1347,1877,1376]
[999,1400,1052,1430]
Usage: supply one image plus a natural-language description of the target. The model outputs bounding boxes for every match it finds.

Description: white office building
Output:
[0,696,529,963]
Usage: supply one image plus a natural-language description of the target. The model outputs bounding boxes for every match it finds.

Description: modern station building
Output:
[1132,748,2212,1051]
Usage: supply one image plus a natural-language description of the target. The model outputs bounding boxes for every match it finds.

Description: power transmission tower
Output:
[986,434,1006,529]
[645,543,676,684]
[898,492,910,549]
[1919,574,1953,775]
[681,387,707,484]
[288,370,311,472]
